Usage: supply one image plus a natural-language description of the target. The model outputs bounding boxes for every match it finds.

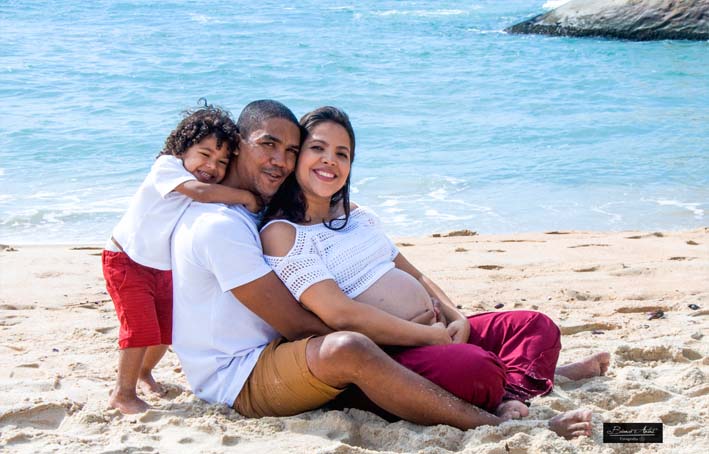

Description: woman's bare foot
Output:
[495,400,529,420]
[556,352,610,381]
[548,409,592,439]
[137,372,165,396]
[109,389,150,414]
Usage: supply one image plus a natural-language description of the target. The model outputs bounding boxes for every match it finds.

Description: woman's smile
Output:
[312,168,337,181]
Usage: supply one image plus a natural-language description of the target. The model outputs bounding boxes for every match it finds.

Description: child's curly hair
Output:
[159,99,239,158]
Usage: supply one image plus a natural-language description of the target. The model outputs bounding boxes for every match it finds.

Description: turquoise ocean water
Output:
[1,1,707,243]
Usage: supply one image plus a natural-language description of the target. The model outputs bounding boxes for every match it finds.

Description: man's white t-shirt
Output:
[112,155,195,270]
[171,202,276,406]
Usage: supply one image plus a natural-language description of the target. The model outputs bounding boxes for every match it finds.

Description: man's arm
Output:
[231,271,332,340]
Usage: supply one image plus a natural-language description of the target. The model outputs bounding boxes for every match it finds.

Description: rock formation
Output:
[507,0,709,41]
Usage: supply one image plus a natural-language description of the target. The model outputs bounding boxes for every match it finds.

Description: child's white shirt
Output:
[111,155,195,270]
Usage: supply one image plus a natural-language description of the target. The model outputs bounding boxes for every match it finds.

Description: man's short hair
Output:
[236,100,300,139]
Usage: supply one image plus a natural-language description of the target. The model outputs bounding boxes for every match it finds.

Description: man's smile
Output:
[263,169,285,182]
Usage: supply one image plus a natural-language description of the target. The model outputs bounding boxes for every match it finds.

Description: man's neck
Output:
[222,161,243,190]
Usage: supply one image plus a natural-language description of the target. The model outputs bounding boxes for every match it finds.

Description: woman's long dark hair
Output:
[261,106,356,230]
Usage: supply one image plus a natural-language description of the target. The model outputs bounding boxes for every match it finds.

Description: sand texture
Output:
[0,229,707,453]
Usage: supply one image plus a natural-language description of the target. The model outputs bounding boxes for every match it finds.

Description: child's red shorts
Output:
[102,250,172,349]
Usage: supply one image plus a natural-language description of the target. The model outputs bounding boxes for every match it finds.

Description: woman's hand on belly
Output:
[429,322,454,345]
[446,318,470,344]
[429,297,450,325]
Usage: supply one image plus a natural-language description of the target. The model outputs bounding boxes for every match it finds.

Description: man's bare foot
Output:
[548,409,592,439]
[495,400,529,420]
[556,352,610,381]
[137,372,165,396]
[109,390,150,414]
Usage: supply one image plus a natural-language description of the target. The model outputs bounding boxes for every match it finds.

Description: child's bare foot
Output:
[548,409,592,439]
[495,400,529,420]
[138,372,165,396]
[109,390,150,414]
[556,352,610,381]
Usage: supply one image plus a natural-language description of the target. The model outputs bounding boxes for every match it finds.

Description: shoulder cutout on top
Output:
[260,220,297,257]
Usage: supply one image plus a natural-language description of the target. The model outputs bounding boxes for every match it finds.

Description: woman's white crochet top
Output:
[262,206,399,300]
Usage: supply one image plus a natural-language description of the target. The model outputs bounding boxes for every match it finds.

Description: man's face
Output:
[234,117,300,201]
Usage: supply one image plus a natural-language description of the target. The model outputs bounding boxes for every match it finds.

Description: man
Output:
[171,100,595,438]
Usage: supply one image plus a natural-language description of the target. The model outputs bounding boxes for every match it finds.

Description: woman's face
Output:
[296,121,352,200]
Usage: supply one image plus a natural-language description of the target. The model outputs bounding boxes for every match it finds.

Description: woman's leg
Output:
[391,343,507,412]
[467,311,561,402]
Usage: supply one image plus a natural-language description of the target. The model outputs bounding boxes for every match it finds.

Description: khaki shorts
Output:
[234,337,343,417]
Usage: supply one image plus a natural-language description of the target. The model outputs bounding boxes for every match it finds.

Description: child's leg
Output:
[102,251,164,413]
[138,344,168,394]
[136,269,173,394]
[110,347,149,413]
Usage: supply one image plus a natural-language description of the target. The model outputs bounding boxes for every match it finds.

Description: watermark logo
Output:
[603,423,663,443]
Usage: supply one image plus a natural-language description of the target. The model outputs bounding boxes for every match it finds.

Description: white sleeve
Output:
[193,212,272,293]
[264,252,335,301]
[151,155,196,198]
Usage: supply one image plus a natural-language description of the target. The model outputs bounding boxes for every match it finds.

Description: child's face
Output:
[182,135,230,184]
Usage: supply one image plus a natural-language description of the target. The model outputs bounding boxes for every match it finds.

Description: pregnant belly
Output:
[354,268,433,323]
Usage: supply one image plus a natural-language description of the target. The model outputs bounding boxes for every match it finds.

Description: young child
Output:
[102,103,258,414]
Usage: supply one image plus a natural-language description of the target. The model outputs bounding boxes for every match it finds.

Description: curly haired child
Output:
[102,102,259,414]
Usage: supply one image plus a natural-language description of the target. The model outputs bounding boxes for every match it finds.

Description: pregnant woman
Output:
[260,106,609,438]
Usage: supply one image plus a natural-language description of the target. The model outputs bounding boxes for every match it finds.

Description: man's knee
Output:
[307,331,382,384]
[319,331,380,365]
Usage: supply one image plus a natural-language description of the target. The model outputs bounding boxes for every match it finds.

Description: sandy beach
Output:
[0,228,707,453]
